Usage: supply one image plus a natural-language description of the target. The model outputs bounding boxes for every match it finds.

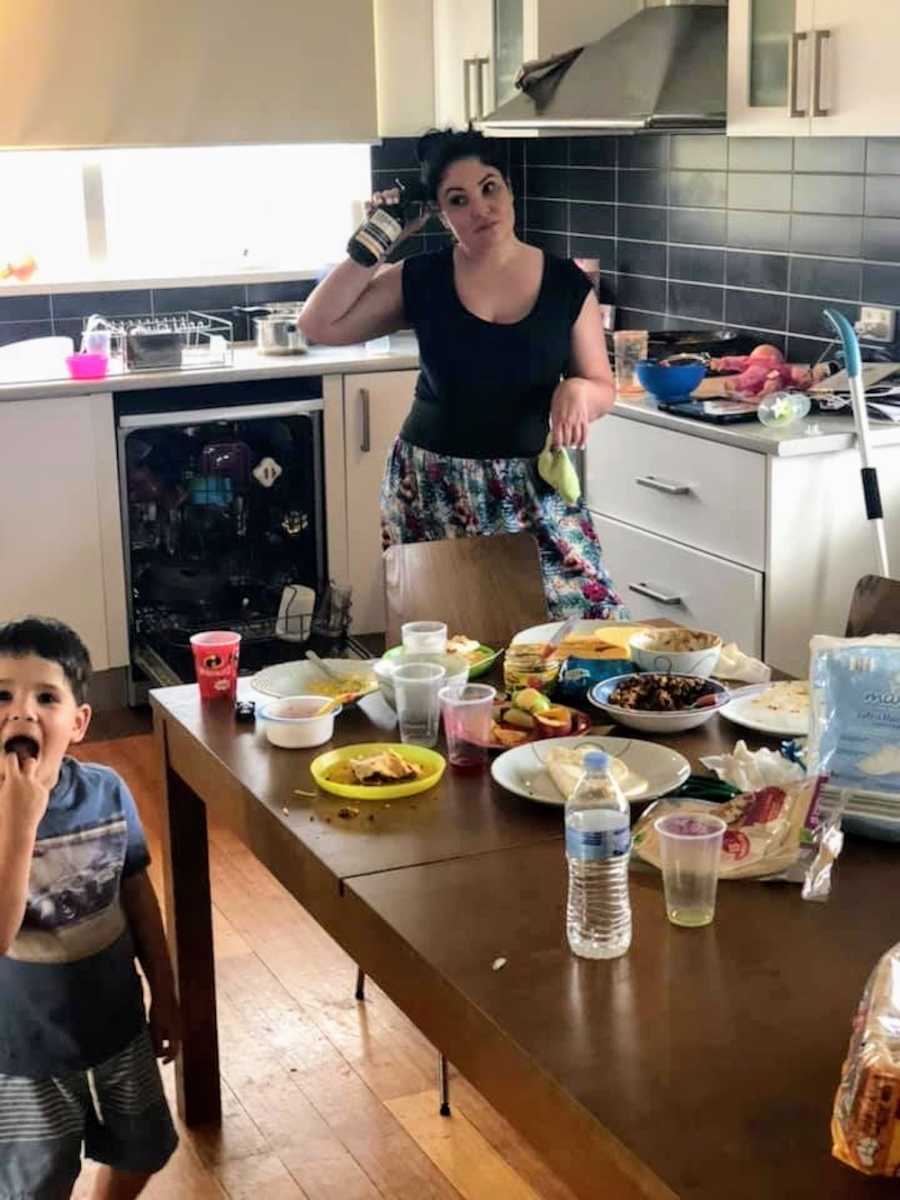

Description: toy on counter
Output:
[0,255,37,283]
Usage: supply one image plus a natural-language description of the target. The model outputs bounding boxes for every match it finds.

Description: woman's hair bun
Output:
[415,128,454,167]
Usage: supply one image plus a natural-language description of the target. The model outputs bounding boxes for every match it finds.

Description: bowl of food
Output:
[258,695,341,749]
[635,359,706,404]
[250,659,377,705]
[629,628,722,678]
[374,651,468,709]
[588,672,730,733]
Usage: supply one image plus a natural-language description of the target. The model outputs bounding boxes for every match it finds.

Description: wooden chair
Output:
[383,532,549,649]
[357,534,548,1116]
[845,575,900,636]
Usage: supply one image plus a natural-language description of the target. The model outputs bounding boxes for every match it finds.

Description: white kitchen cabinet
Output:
[592,514,763,656]
[343,370,417,634]
[728,0,900,137]
[433,0,502,128]
[0,393,127,671]
[588,410,900,678]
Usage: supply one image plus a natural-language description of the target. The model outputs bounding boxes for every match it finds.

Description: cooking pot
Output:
[236,303,309,356]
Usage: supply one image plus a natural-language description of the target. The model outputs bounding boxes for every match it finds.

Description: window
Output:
[0,144,371,284]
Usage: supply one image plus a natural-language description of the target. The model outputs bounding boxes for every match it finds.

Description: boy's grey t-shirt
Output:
[0,757,150,1077]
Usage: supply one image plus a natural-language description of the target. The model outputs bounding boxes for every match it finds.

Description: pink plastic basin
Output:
[65,352,109,380]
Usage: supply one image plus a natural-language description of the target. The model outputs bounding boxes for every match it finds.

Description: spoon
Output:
[687,682,769,710]
[305,649,344,683]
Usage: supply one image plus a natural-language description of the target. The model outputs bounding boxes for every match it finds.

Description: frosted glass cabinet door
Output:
[728,0,813,135]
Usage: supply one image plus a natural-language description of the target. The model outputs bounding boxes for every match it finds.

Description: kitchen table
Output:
[151,681,896,1199]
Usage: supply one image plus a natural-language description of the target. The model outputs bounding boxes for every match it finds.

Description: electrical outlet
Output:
[857,305,896,343]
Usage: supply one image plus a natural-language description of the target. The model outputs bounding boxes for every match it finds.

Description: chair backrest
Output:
[383,533,549,649]
[845,574,900,636]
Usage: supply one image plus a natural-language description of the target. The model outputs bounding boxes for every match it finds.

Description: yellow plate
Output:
[310,742,446,801]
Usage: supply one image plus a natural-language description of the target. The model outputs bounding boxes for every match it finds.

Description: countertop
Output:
[0,335,421,401]
[0,333,891,458]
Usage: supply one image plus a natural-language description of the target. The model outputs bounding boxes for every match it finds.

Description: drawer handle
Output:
[635,474,692,496]
[359,387,371,453]
[629,582,683,606]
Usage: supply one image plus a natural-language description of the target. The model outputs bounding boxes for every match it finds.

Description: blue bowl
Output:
[635,359,706,403]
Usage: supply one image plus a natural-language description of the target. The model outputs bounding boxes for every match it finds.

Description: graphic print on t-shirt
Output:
[10,816,129,965]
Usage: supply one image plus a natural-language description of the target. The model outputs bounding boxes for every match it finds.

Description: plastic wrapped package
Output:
[632,776,830,886]
[808,634,900,795]
[832,941,900,1177]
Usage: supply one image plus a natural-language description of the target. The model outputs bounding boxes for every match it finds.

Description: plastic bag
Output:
[808,634,900,796]
[701,738,804,793]
[632,776,826,883]
[832,941,900,1177]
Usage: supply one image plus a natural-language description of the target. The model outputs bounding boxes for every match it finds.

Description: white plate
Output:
[720,681,809,738]
[490,735,690,807]
[249,658,376,700]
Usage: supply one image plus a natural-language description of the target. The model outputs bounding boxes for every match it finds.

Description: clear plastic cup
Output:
[401,621,448,655]
[392,662,446,747]
[439,683,496,773]
[190,631,241,701]
[613,330,649,394]
[654,812,727,928]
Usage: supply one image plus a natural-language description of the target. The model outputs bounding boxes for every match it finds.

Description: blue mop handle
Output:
[825,307,889,573]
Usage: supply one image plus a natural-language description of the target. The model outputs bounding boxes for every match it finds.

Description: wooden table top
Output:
[345,835,899,1200]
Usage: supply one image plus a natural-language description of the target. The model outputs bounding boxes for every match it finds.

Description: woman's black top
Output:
[399,248,591,459]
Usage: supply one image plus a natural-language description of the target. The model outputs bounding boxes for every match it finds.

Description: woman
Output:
[299,129,626,620]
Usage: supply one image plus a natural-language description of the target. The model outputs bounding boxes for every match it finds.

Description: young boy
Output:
[0,617,179,1199]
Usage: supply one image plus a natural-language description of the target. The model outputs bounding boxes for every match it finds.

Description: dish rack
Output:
[85,311,233,371]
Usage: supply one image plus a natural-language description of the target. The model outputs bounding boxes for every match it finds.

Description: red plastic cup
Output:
[190,631,241,701]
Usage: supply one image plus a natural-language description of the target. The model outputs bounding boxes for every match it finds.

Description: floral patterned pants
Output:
[380,439,629,621]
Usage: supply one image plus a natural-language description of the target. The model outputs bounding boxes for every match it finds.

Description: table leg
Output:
[156,716,221,1125]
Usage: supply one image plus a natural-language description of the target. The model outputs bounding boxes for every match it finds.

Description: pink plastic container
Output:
[65,353,109,380]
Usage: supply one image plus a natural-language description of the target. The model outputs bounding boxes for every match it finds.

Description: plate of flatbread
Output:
[490,736,690,807]
[720,680,809,738]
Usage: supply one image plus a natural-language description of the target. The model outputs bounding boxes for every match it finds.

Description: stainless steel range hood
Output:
[481,1,727,135]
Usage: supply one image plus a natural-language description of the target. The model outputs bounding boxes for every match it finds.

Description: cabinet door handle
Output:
[629,582,683,606]
[359,388,371,453]
[789,30,808,118]
[635,474,692,496]
[463,58,474,125]
[476,56,490,118]
[812,29,831,117]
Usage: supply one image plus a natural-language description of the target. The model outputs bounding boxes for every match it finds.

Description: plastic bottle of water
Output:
[565,750,632,959]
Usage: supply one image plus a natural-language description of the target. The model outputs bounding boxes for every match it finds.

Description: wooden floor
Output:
[70,735,580,1200]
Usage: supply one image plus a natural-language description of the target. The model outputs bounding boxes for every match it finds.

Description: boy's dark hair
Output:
[0,616,92,704]
[416,127,508,204]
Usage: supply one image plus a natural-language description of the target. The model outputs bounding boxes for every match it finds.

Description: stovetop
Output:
[605,328,761,361]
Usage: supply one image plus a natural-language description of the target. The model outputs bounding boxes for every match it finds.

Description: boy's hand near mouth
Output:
[1,750,50,829]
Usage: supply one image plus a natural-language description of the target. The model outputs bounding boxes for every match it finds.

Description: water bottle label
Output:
[566,824,630,862]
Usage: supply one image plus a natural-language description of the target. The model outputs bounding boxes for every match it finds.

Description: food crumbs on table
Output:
[308,815,315,822]
[337,806,359,820]
[281,806,290,815]
[367,814,375,822]
[293,787,316,798]
[492,957,507,971]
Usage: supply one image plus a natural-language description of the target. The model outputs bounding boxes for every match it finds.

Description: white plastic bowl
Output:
[588,673,730,734]
[258,694,341,748]
[374,652,468,709]
[629,629,722,679]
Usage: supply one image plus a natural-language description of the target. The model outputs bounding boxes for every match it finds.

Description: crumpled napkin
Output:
[700,739,804,792]
[713,642,771,684]
[537,433,581,504]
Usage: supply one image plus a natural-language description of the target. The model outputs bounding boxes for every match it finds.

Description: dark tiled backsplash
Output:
[517,133,900,356]
[0,279,318,349]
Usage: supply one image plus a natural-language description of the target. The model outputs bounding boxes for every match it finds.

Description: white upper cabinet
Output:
[729,0,900,137]
[433,0,508,129]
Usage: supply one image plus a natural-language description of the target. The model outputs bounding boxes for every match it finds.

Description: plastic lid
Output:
[583,750,610,772]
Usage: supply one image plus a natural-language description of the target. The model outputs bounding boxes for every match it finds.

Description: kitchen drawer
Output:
[586,416,766,569]
[593,513,763,655]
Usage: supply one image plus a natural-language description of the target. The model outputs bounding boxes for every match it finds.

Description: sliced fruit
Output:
[491,723,530,747]
[512,687,552,714]
[534,705,574,735]
[504,708,536,731]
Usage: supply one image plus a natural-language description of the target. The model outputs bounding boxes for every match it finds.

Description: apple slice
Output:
[534,705,574,737]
